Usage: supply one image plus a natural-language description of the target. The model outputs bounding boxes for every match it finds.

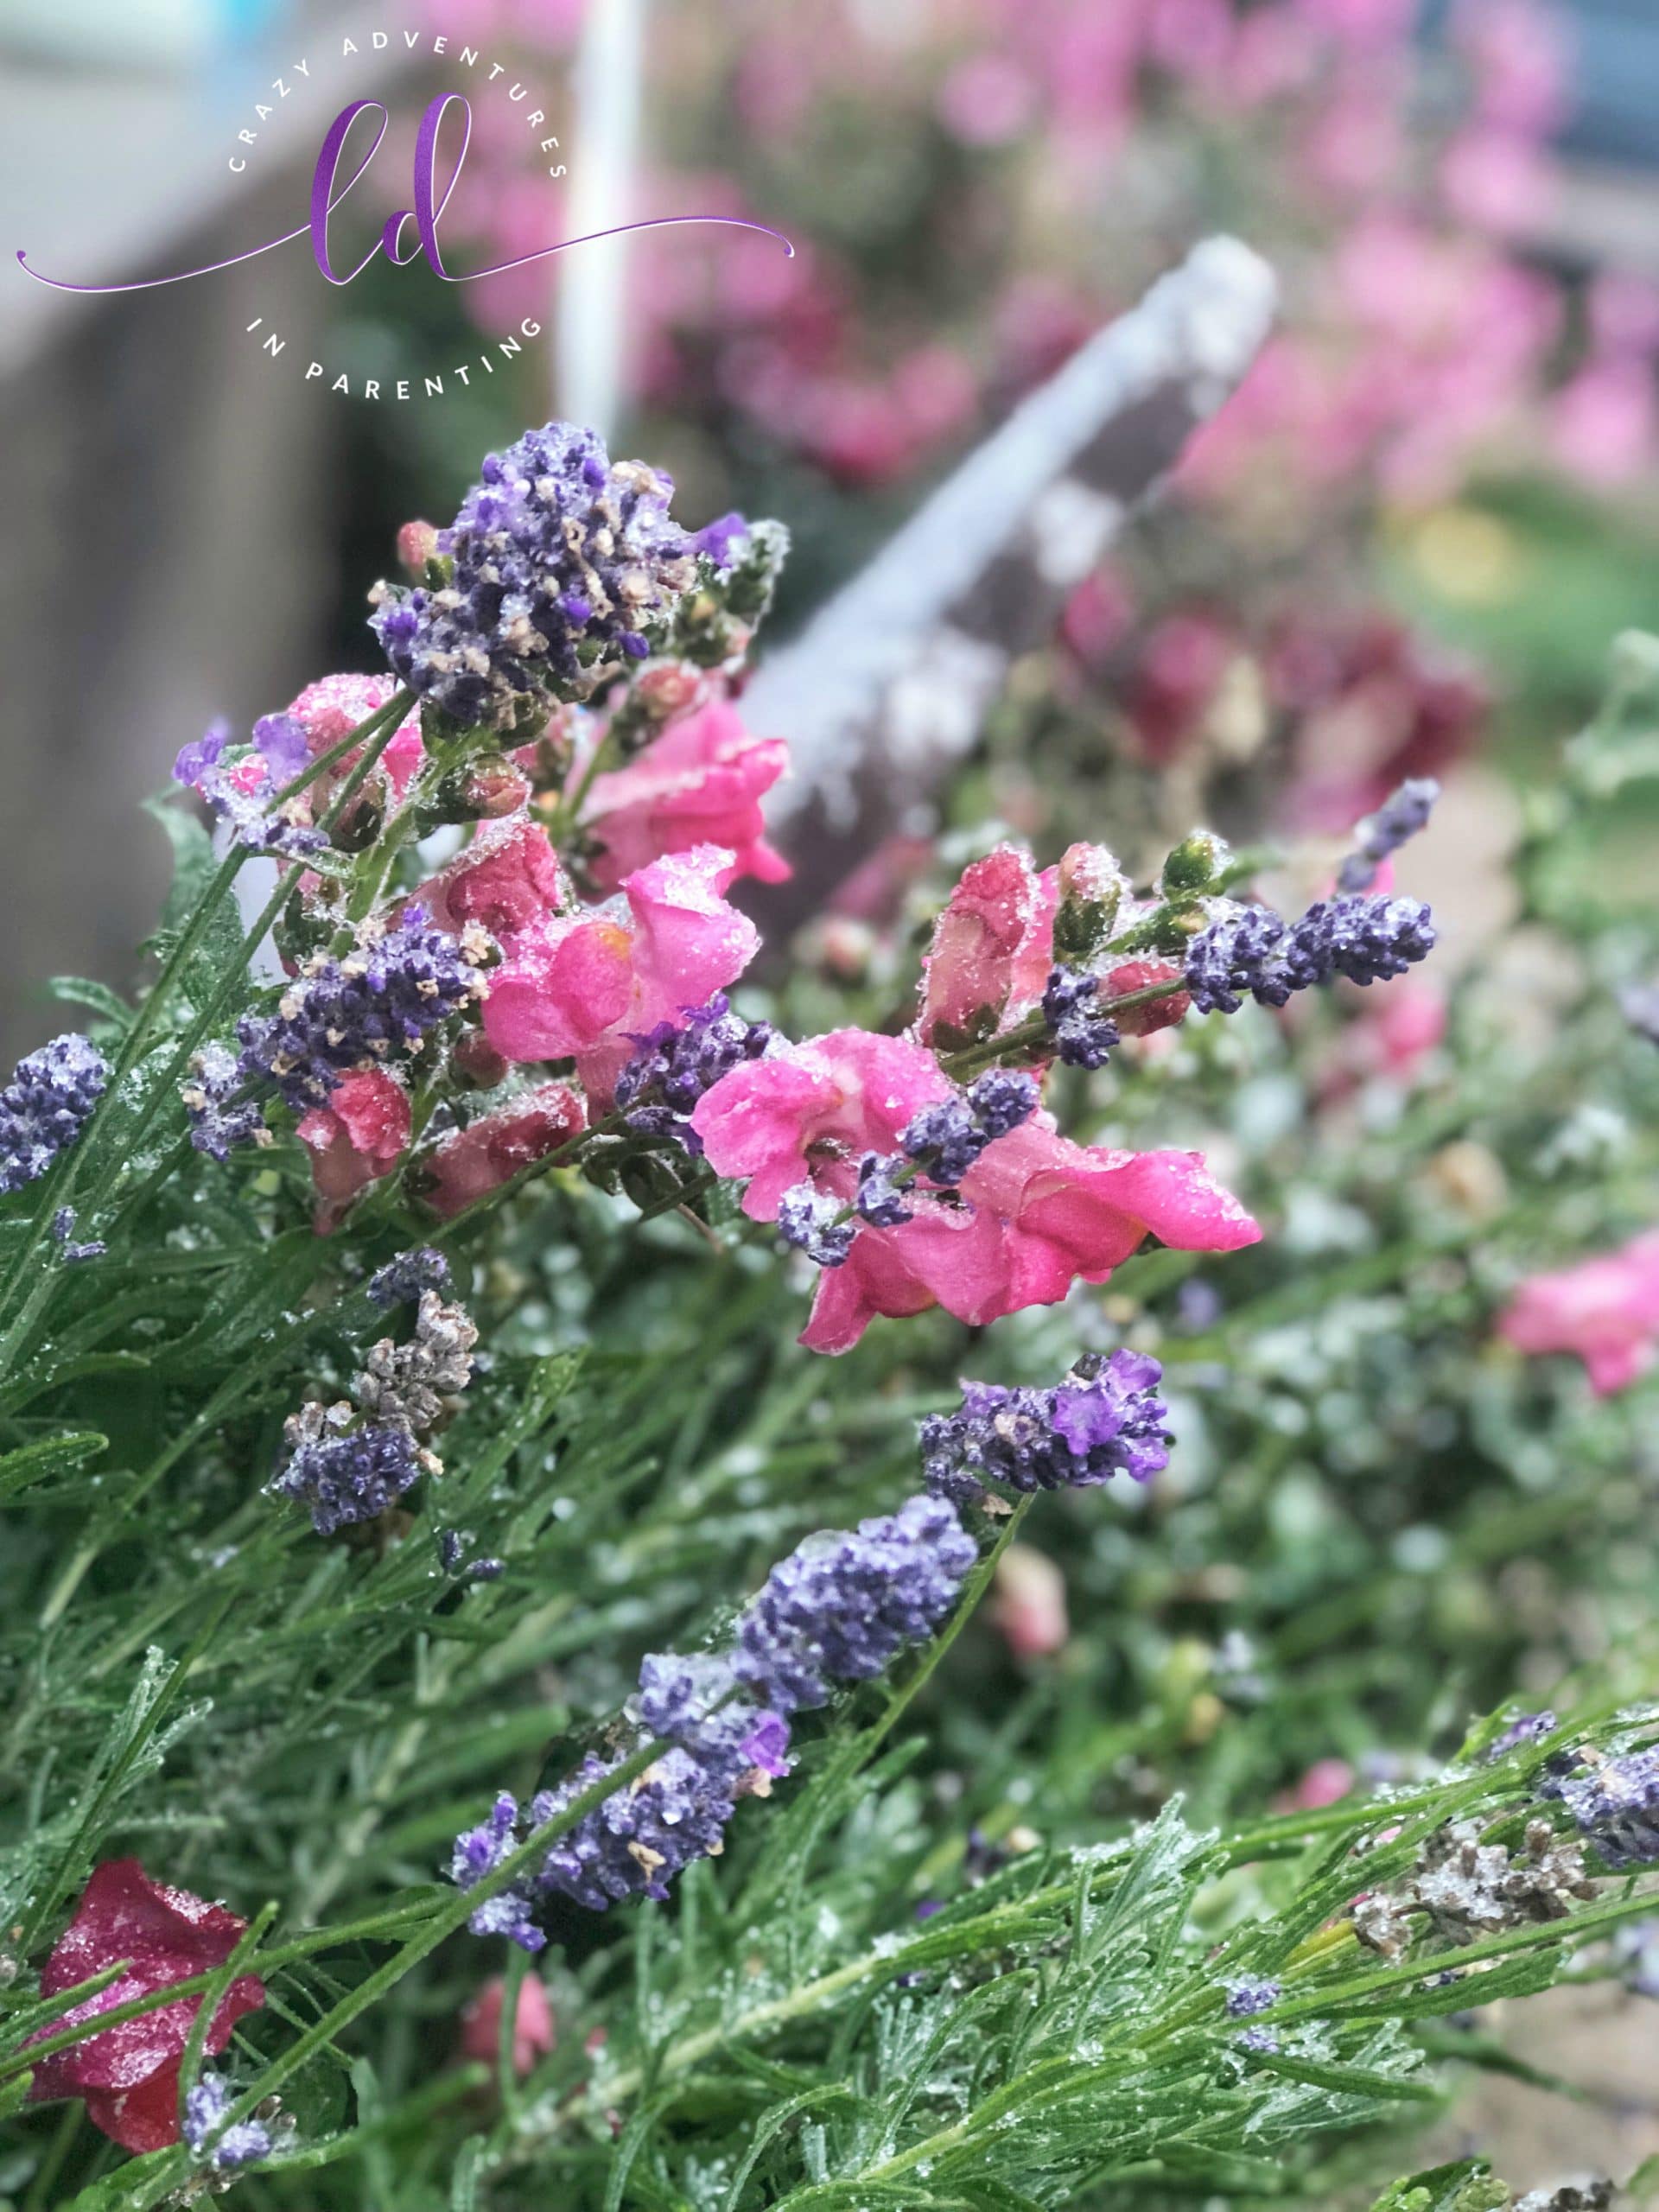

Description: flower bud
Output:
[464,755,532,820]
[991,1543,1069,1658]
[1160,830,1230,897]
[1052,842,1128,963]
[397,518,442,579]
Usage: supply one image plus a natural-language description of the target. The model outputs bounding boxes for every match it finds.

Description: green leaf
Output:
[0,1431,107,1503]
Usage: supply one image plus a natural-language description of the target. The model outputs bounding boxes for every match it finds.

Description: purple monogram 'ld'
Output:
[17,93,790,296]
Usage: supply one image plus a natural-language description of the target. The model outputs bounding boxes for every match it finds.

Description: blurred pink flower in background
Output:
[460,1974,556,2079]
[1274,1757,1356,1813]
[1499,1230,1659,1395]
[993,1543,1070,1657]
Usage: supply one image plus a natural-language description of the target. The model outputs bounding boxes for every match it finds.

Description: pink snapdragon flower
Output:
[1498,1230,1659,1395]
[288,672,426,802]
[581,701,791,892]
[482,844,760,1103]
[297,1068,412,1231]
[691,1030,1259,1352]
[421,1084,587,1218]
[27,1860,265,2153]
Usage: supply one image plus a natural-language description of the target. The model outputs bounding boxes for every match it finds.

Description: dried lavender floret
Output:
[181,1042,268,1160]
[353,1292,479,1436]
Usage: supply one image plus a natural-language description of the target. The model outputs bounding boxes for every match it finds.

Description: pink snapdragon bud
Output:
[992,1544,1070,1657]
[421,1083,587,1218]
[916,846,1057,1046]
[426,816,567,945]
[632,662,706,723]
[397,518,442,577]
[297,1069,412,1232]
[1102,959,1192,1036]
[1498,1230,1659,1395]
[581,700,791,893]
[27,1861,265,2154]
[459,1974,555,2079]
[287,672,427,803]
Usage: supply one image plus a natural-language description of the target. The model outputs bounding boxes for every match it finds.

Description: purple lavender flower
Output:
[450,1792,545,1951]
[50,1207,105,1263]
[734,1493,977,1715]
[370,423,699,730]
[1225,1977,1281,2018]
[614,995,773,1153]
[1236,2024,1281,2056]
[181,1042,267,1161]
[778,1184,856,1268]
[1338,777,1441,893]
[1487,1711,1556,1761]
[0,1033,108,1195]
[1540,1744,1659,1869]
[690,511,751,569]
[1042,969,1121,1070]
[1283,894,1438,990]
[899,1070,1039,1186]
[268,1414,427,1535]
[182,2072,273,2172]
[367,1247,451,1309]
[174,715,326,861]
[919,1351,1170,1504]
[855,1154,914,1227]
[236,906,480,1113]
[1185,894,1434,1014]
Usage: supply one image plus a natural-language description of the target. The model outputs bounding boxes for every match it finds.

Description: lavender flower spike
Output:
[1338,776,1440,893]
[920,1351,1171,1505]
[734,1493,977,1715]
[370,422,700,729]
[0,1033,108,1195]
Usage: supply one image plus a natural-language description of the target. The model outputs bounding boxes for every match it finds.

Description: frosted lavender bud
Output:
[855,1154,914,1227]
[614,995,773,1154]
[1540,1745,1659,1869]
[1282,894,1437,991]
[182,2072,272,2172]
[1236,2024,1281,2055]
[237,906,482,1112]
[1041,969,1120,1070]
[268,1407,428,1535]
[778,1184,855,1268]
[900,1069,1038,1187]
[1184,904,1291,1015]
[369,423,699,729]
[174,715,327,861]
[734,1493,977,1715]
[919,1351,1171,1502]
[0,1033,108,1194]
[1488,1711,1556,1760]
[1338,777,1440,893]
[181,1042,267,1161]
[367,1247,451,1309]
[50,1207,105,1263]
[1224,1977,1281,2018]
